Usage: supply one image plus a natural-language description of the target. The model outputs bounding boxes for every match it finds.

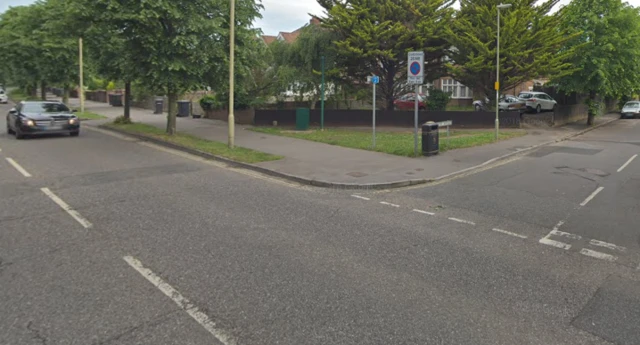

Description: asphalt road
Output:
[1,101,639,345]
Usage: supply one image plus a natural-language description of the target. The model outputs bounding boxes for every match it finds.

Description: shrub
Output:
[428,87,451,111]
[113,115,132,125]
[199,94,219,111]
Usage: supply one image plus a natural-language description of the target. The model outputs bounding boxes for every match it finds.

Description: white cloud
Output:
[254,0,325,35]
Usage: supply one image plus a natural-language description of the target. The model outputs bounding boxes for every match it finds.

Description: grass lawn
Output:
[249,127,526,157]
[76,111,108,120]
[7,88,39,102]
[104,122,282,164]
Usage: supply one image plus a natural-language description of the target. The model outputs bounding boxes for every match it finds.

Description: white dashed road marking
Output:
[580,186,604,206]
[412,209,435,216]
[123,256,235,345]
[589,239,627,252]
[579,248,618,262]
[448,217,475,225]
[617,154,637,172]
[351,195,370,201]
[550,229,582,240]
[492,228,528,239]
[6,157,32,177]
[380,201,400,207]
[539,238,571,250]
[40,188,93,229]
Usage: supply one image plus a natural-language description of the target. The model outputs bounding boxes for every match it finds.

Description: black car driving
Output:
[6,101,80,139]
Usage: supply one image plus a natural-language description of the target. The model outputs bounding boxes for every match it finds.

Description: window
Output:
[441,79,472,99]
[22,102,70,113]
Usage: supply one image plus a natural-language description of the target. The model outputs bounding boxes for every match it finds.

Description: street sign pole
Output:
[414,84,419,156]
[407,51,425,157]
[368,75,379,149]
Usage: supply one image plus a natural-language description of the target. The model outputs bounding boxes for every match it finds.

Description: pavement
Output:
[2,99,640,345]
[61,97,619,188]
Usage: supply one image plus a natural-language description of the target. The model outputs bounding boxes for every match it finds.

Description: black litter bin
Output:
[422,121,439,156]
[111,94,123,107]
[154,98,164,114]
[177,100,191,117]
[107,94,114,105]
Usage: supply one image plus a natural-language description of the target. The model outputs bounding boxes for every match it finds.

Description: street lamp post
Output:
[228,0,236,148]
[495,3,511,141]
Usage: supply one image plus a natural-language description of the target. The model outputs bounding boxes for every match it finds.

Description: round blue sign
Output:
[410,61,421,76]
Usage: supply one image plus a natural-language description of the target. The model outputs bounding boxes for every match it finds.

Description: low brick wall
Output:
[253,109,521,128]
[205,109,255,125]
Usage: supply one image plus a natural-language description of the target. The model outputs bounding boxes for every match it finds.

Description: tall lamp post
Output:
[495,3,511,141]
[228,0,236,148]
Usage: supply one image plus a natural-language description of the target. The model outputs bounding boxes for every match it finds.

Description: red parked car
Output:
[393,93,426,110]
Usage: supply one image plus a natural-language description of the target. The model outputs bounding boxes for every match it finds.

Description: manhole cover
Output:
[346,172,368,178]
[572,276,640,345]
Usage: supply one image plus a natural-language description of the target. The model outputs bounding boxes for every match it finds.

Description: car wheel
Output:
[475,104,482,111]
[536,104,542,113]
[15,129,25,140]
[70,131,79,137]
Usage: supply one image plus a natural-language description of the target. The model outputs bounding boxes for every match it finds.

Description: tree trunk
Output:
[124,81,131,119]
[587,90,596,126]
[62,86,70,105]
[40,81,46,100]
[166,89,178,135]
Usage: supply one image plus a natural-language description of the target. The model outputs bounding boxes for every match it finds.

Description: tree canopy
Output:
[446,0,577,102]
[551,0,640,124]
[319,0,454,110]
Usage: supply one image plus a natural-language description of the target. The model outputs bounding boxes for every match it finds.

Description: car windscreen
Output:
[624,102,640,108]
[518,93,534,99]
[22,102,70,113]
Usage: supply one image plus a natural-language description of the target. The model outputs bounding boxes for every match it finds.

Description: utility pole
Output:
[228,0,236,148]
[321,55,325,131]
[79,37,85,113]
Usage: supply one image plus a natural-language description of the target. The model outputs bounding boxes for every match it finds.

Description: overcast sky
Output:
[2,0,639,36]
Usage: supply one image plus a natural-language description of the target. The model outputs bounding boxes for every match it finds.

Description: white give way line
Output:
[6,157,32,177]
[617,154,637,172]
[41,188,93,229]
[580,187,604,207]
[123,256,235,345]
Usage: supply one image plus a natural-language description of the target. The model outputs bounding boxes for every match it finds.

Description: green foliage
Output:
[113,115,133,124]
[320,0,454,110]
[551,0,640,123]
[427,88,451,111]
[446,0,578,102]
[618,95,632,110]
[199,95,220,111]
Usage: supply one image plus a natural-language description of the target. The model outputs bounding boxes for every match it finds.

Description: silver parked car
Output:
[518,91,557,113]
[620,101,640,119]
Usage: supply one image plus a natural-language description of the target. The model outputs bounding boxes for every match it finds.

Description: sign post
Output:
[368,75,379,149]
[408,51,425,156]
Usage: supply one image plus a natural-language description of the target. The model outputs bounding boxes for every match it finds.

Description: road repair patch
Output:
[572,275,640,345]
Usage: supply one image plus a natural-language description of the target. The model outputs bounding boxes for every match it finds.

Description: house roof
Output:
[261,16,322,44]
[261,35,277,45]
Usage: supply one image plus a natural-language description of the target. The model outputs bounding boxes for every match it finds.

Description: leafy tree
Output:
[277,24,340,109]
[446,0,577,105]
[85,0,262,134]
[0,4,47,98]
[551,0,640,125]
[319,0,454,110]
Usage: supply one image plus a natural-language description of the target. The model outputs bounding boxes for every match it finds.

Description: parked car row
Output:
[621,101,640,119]
[473,91,558,113]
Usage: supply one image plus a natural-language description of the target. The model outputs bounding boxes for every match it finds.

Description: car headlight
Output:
[23,119,35,126]
[69,118,77,125]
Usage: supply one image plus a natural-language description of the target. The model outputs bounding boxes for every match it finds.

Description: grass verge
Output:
[76,111,108,120]
[104,122,283,164]
[7,88,39,102]
[249,127,526,156]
